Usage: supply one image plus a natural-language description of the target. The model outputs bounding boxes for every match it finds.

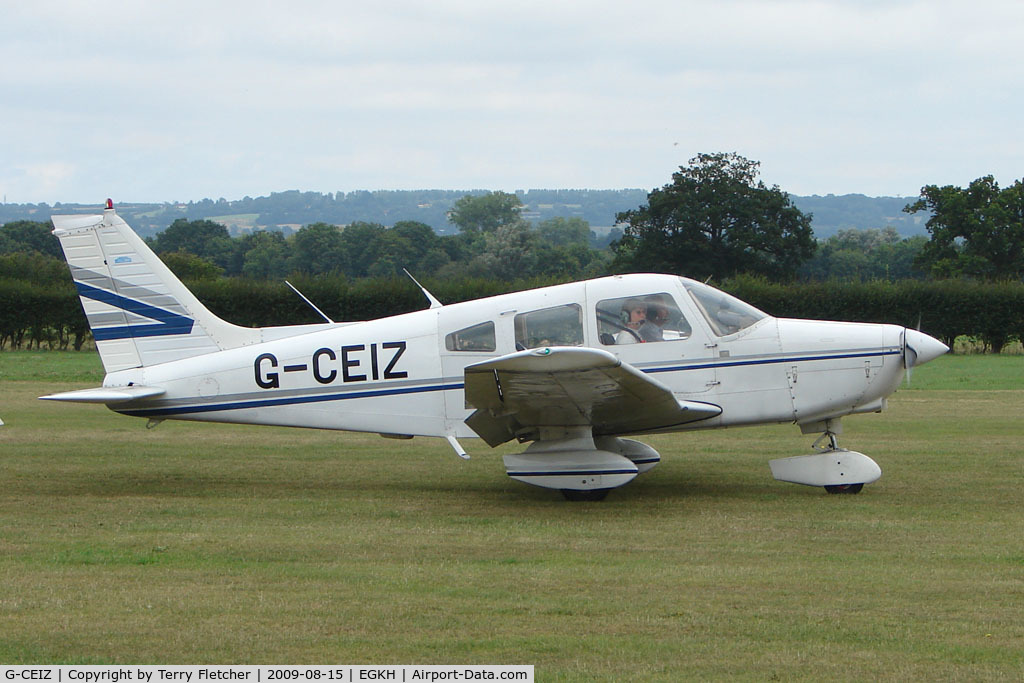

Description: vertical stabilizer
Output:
[52,206,260,372]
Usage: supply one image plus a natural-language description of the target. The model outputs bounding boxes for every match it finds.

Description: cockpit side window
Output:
[445,321,496,352]
[596,293,691,345]
[682,279,767,336]
[514,304,583,350]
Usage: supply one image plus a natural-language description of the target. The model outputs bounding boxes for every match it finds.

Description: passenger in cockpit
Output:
[639,295,670,342]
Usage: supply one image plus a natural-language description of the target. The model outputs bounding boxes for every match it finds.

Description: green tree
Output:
[535,217,591,247]
[0,251,71,285]
[531,217,608,279]
[800,228,927,280]
[614,153,815,280]
[381,221,442,277]
[416,247,452,275]
[240,231,291,280]
[447,191,522,234]
[149,219,233,269]
[534,242,607,279]
[390,220,438,252]
[905,176,1024,280]
[336,222,386,277]
[289,222,348,275]
[470,221,539,280]
[0,220,61,258]
[160,251,223,281]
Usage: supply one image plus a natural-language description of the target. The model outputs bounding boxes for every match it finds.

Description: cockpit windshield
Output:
[681,278,767,336]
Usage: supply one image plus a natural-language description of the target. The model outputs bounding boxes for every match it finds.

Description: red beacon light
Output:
[105,198,114,210]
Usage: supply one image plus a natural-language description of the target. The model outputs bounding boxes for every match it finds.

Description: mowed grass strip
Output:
[0,353,1021,678]
[0,350,104,383]
[905,353,1024,390]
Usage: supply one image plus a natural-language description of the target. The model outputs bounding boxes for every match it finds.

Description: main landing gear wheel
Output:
[561,488,611,501]
[824,483,864,494]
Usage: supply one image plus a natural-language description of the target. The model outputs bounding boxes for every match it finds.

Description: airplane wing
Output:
[463,346,720,447]
[39,385,166,404]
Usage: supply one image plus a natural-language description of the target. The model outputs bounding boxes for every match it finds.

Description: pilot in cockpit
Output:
[615,299,647,344]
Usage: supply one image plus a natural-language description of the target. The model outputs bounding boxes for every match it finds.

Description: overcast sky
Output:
[2,0,1022,204]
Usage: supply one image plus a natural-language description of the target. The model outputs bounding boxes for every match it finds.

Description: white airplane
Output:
[41,202,948,500]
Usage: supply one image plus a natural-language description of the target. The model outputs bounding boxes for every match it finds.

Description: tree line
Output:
[4,270,1021,353]
[2,153,1022,350]
[0,189,653,240]
[144,206,614,283]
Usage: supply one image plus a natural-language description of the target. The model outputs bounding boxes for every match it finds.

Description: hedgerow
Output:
[2,276,1021,352]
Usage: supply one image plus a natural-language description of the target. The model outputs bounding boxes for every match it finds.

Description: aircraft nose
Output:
[904,328,949,368]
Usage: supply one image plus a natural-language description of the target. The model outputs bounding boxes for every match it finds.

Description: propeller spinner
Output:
[903,328,949,381]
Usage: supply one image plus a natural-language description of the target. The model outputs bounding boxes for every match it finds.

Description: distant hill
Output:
[0,189,926,240]
[789,194,926,239]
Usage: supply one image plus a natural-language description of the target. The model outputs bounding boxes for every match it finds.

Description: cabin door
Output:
[437,306,514,438]
[585,279,719,399]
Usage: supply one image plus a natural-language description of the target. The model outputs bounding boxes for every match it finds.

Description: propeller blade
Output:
[903,331,918,384]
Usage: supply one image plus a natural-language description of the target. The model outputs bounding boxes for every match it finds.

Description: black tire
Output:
[825,483,864,494]
[561,488,611,501]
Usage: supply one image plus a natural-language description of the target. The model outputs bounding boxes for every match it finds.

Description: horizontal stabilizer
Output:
[39,385,166,404]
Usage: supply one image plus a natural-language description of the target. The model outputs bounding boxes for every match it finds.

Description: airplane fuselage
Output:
[103,274,907,440]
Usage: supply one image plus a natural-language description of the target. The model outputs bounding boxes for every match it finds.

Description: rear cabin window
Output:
[596,293,691,345]
[514,304,583,350]
[445,321,496,352]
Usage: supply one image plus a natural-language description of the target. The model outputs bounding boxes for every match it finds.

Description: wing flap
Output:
[464,347,720,446]
[39,385,166,404]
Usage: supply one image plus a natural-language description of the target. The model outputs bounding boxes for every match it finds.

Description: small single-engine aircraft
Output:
[41,202,948,500]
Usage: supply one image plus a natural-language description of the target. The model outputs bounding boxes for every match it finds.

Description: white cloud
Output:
[0,162,77,202]
[1,1,1022,202]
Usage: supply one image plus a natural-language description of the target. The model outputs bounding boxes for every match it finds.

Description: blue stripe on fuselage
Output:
[118,382,464,418]
[114,347,900,419]
[643,348,901,374]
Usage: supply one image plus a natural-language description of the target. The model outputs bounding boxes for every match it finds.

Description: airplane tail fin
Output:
[52,204,260,373]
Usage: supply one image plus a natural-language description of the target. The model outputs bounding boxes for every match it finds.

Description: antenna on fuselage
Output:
[285,280,335,324]
[403,268,443,309]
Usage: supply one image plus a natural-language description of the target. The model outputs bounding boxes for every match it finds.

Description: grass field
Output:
[1,352,1022,679]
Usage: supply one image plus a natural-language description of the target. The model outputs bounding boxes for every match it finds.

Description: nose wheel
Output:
[813,431,864,495]
[825,483,864,494]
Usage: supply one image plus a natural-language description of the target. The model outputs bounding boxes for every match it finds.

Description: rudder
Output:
[52,205,260,372]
